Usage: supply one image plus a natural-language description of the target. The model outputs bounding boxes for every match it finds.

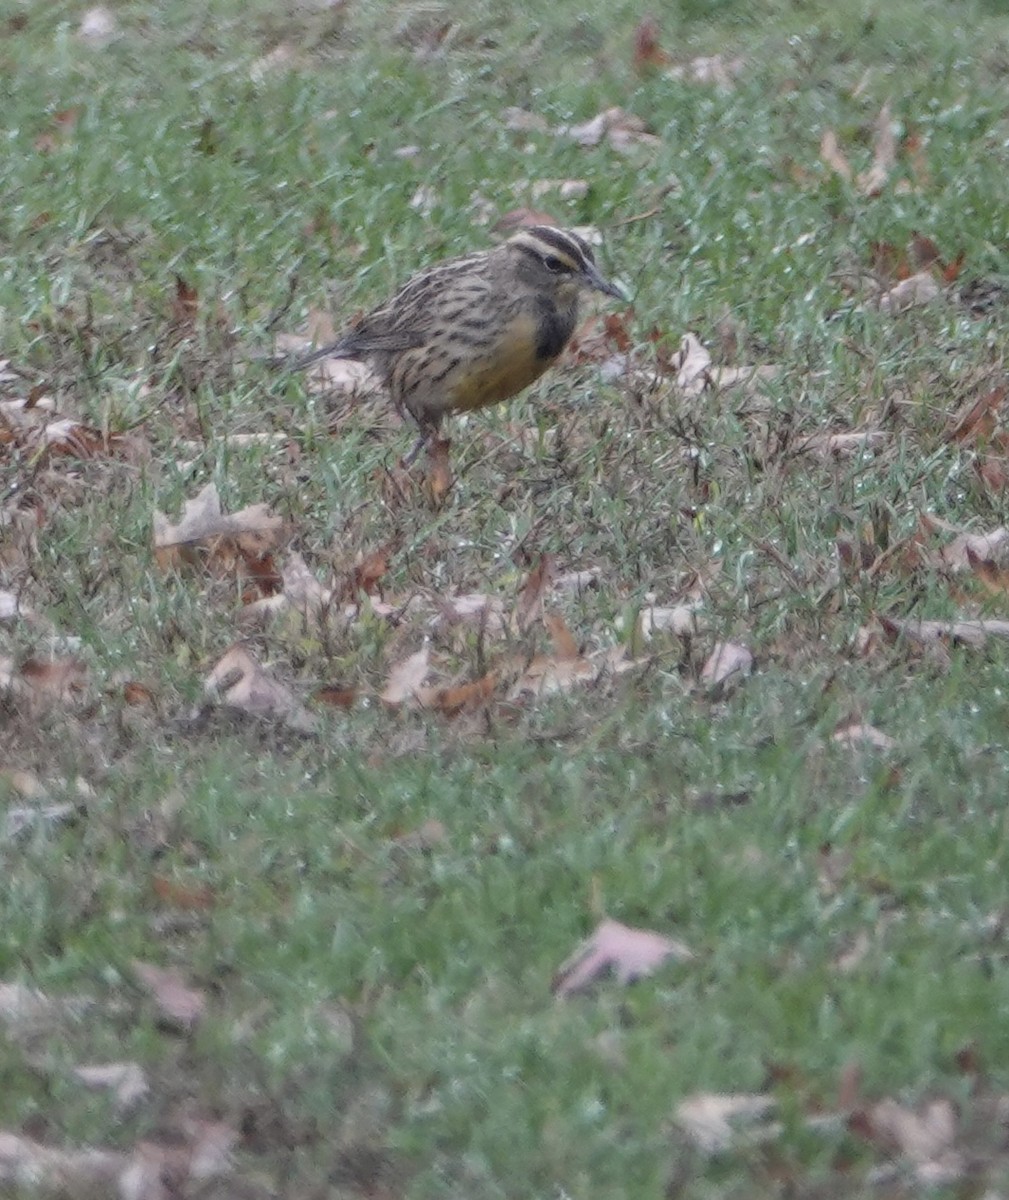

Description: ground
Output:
[3,0,1009,1196]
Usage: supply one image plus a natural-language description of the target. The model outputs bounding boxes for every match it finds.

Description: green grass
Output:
[4,0,1009,1196]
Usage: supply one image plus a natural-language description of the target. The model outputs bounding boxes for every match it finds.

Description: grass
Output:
[4,0,1009,1195]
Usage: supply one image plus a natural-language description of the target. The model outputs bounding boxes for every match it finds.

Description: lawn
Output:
[4,0,1009,1196]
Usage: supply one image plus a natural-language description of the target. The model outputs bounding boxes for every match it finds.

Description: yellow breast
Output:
[445,310,548,413]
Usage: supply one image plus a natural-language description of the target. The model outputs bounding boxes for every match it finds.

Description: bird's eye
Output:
[543,255,568,273]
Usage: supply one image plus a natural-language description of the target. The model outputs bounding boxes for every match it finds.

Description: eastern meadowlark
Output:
[293,225,623,455]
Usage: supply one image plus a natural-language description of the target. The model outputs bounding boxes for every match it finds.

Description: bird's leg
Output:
[401,433,428,468]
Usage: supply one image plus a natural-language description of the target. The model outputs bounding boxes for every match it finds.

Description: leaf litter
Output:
[552,918,694,997]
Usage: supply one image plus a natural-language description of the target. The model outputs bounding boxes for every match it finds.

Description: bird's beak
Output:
[582,262,626,300]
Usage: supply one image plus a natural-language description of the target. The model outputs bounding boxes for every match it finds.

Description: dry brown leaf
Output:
[513,554,555,631]
[553,917,693,997]
[153,483,285,573]
[502,107,550,134]
[0,980,91,1031]
[511,653,596,697]
[492,207,562,233]
[170,274,199,331]
[131,960,206,1032]
[0,768,45,797]
[73,1062,148,1110]
[380,647,431,708]
[151,875,215,911]
[312,684,357,709]
[5,801,77,840]
[243,551,334,622]
[640,603,703,638]
[878,270,941,313]
[391,818,448,850]
[543,611,579,660]
[879,615,1009,649]
[511,644,643,699]
[805,429,888,457]
[529,178,589,201]
[675,1093,778,1153]
[918,514,1009,570]
[204,643,317,733]
[832,722,896,751]
[422,671,499,717]
[562,107,659,154]
[946,384,1008,444]
[433,593,506,635]
[78,6,117,45]
[352,545,392,597]
[632,16,671,72]
[820,129,852,183]
[700,641,753,693]
[0,1131,124,1192]
[1,656,87,703]
[668,54,745,87]
[672,332,712,393]
[856,1097,962,1185]
[857,102,896,195]
[306,355,383,396]
[120,1118,237,1200]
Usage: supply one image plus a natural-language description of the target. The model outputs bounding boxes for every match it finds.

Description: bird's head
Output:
[506,225,623,305]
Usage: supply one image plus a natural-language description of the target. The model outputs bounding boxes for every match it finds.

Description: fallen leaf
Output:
[153,483,285,573]
[528,178,589,201]
[131,960,206,1032]
[432,593,506,635]
[151,875,215,911]
[561,107,659,154]
[918,514,1009,570]
[170,274,199,331]
[632,16,671,72]
[878,270,941,313]
[855,1097,963,1185]
[391,818,448,850]
[675,1093,778,1153]
[1,656,87,703]
[73,1062,148,1110]
[543,611,579,660]
[945,384,1008,444]
[857,102,896,195]
[832,722,896,751]
[380,647,431,708]
[673,332,712,393]
[5,802,77,840]
[502,107,550,134]
[552,917,693,997]
[119,1119,237,1200]
[513,554,555,631]
[820,129,852,183]
[422,671,499,716]
[668,54,745,87]
[511,644,644,699]
[878,615,1009,649]
[804,429,888,456]
[352,546,392,597]
[492,207,562,233]
[203,643,317,733]
[640,603,702,638]
[0,1132,124,1192]
[78,6,116,45]
[312,685,357,709]
[700,641,753,693]
[122,681,156,707]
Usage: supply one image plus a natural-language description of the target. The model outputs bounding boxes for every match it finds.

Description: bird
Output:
[292,225,623,460]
